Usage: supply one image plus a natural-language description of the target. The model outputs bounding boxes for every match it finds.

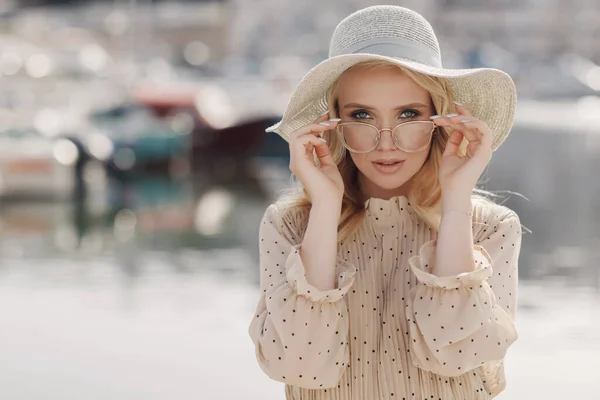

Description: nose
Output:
[375,128,397,151]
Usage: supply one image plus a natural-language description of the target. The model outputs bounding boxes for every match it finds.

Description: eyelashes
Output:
[401,109,420,118]
[349,109,421,120]
[350,110,371,119]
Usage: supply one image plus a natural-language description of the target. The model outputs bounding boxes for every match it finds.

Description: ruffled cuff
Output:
[409,240,493,289]
[480,360,507,398]
[286,244,357,303]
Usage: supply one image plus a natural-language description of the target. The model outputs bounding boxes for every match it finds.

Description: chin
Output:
[365,172,411,190]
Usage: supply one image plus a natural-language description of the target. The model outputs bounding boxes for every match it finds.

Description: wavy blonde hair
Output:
[274,60,495,243]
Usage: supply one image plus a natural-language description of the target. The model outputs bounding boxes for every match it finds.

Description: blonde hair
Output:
[274,60,495,243]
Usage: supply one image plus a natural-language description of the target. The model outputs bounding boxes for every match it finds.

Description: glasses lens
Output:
[340,123,378,152]
[393,122,434,151]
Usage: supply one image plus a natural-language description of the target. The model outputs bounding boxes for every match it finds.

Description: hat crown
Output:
[329,6,442,67]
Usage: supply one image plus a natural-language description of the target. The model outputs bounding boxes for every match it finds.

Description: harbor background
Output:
[0,0,599,398]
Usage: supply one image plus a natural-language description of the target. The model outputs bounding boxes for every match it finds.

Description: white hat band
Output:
[334,37,442,68]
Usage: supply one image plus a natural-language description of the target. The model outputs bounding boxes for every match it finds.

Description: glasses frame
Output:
[335,120,437,154]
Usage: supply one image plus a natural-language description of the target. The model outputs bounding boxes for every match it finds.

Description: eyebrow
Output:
[342,102,429,110]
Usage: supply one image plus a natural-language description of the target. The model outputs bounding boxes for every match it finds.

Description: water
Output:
[0,161,597,399]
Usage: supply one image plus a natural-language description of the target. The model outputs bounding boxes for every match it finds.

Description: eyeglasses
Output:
[336,120,437,153]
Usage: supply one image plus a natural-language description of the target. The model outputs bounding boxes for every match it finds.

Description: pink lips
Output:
[372,160,404,174]
[372,159,403,163]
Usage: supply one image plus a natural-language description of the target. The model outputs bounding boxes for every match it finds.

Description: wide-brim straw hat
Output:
[266,5,517,151]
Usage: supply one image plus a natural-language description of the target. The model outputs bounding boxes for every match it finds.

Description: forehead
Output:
[336,66,431,106]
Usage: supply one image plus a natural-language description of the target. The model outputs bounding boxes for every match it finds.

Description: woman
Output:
[249,5,522,400]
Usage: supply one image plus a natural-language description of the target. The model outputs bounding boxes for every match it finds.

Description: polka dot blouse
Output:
[249,195,522,400]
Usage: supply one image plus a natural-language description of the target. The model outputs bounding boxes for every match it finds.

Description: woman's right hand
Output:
[288,113,345,206]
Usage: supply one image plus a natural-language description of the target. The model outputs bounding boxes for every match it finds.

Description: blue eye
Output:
[400,109,419,118]
[350,110,371,120]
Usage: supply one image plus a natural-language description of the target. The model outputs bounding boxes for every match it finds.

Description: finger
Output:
[468,132,492,162]
[457,119,492,149]
[466,140,480,159]
[452,102,473,118]
[434,114,479,142]
[431,114,474,125]
[457,124,492,162]
[434,115,480,143]
[289,120,340,140]
[313,138,335,167]
[443,131,464,157]
[434,110,493,162]
[313,109,332,124]
[295,131,328,153]
[290,133,318,169]
[296,134,335,167]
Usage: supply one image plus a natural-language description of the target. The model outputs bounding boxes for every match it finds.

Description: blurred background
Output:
[0,0,598,398]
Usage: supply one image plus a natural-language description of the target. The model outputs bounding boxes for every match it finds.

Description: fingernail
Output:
[453,101,462,106]
[329,118,341,122]
[446,113,459,118]
[320,109,331,116]
[318,137,327,143]
[429,115,442,119]
[319,121,331,126]
[460,119,472,123]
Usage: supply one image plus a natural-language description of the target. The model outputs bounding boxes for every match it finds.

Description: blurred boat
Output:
[132,81,286,184]
[84,102,190,177]
[0,127,76,201]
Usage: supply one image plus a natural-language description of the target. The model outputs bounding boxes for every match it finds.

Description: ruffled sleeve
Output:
[249,204,357,389]
[286,244,356,303]
[406,208,522,378]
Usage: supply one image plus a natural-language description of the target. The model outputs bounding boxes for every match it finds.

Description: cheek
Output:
[349,153,368,169]
[406,149,430,169]
[398,153,428,181]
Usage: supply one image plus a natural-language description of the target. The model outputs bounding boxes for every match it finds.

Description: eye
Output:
[400,109,420,119]
[350,110,372,120]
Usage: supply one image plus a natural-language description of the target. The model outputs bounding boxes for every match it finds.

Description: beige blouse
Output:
[249,195,522,400]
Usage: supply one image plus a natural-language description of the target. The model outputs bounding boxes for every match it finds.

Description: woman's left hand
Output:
[432,103,493,194]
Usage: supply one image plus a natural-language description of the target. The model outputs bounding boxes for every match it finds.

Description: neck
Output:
[358,173,411,200]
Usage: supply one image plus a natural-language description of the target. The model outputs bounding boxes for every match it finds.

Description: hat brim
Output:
[266,53,516,151]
